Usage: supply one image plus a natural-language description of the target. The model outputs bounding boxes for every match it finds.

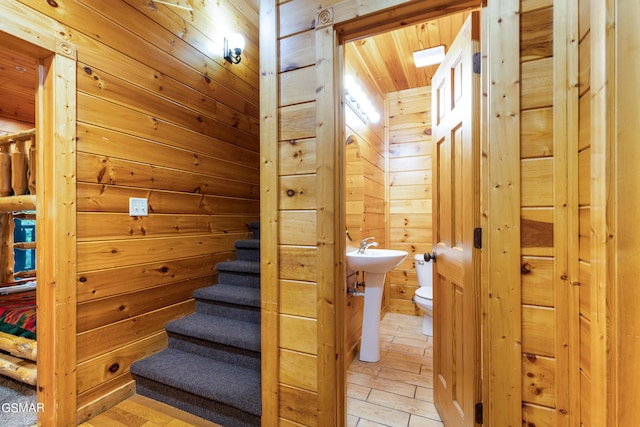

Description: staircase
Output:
[131,221,261,427]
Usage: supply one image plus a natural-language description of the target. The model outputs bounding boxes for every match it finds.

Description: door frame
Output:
[328,1,522,426]
[0,5,78,425]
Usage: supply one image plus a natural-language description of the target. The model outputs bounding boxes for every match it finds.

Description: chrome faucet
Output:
[358,237,379,253]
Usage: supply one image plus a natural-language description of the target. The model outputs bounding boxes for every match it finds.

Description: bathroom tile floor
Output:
[347,312,443,427]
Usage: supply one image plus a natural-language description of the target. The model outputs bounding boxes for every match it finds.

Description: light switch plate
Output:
[129,197,148,216]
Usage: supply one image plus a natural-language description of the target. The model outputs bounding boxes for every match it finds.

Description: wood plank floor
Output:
[78,394,221,427]
[347,312,442,427]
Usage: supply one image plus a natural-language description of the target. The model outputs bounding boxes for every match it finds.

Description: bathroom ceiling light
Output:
[224,33,245,64]
[413,45,445,68]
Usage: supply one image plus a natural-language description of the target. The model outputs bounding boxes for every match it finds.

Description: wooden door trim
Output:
[481,2,522,426]
[258,0,279,423]
[590,0,617,424]
[36,42,78,427]
[331,1,494,426]
[0,2,78,425]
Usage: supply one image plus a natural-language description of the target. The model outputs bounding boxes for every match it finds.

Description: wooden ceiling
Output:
[346,11,471,95]
[0,47,36,130]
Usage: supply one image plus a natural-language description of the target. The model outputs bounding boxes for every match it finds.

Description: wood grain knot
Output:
[109,363,120,373]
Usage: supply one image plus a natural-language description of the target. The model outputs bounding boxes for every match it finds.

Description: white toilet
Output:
[413,254,433,336]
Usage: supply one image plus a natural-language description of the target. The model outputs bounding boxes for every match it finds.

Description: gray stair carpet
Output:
[131,221,261,427]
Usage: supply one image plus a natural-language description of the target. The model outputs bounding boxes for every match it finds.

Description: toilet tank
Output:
[414,254,433,287]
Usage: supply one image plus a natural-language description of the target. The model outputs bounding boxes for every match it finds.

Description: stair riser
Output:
[236,248,260,262]
[218,271,260,288]
[168,334,261,371]
[136,378,260,427]
[195,300,260,324]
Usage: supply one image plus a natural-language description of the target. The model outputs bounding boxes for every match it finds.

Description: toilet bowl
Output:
[413,254,433,336]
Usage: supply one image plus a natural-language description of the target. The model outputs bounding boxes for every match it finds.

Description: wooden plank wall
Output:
[577,0,591,425]
[520,0,584,424]
[275,4,322,424]
[387,86,432,315]
[519,0,565,423]
[8,0,260,422]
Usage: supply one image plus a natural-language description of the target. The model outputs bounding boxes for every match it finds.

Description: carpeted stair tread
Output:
[194,284,260,308]
[131,348,261,417]
[166,313,260,352]
[216,260,260,274]
[235,239,260,249]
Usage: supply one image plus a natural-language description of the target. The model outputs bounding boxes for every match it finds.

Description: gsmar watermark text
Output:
[1,402,45,413]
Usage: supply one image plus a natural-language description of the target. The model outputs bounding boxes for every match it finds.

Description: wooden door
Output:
[430,12,481,426]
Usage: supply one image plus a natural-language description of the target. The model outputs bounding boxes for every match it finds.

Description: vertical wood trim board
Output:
[484,1,522,425]
[552,0,581,424]
[589,0,616,425]
[259,0,279,423]
[577,0,592,423]
[315,9,341,426]
[562,0,583,424]
[615,0,640,423]
[37,47,78,426]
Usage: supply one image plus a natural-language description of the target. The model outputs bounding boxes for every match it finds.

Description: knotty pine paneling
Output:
[77,300,195,363]
[522,305,555,357]
[521,107,553,158]
[279,384,318,427]
[270,19,323,410]
[279,349,318,392]
[519,4,571,420]
[521,57,554,110]
[387,86,432,315]
[520,6,553,62]
[76,331,167,395]
[521,256,554,307]
[522,354,556,408]
[76,254,219,302]
[8,0,259,419]
[522,403,556,427]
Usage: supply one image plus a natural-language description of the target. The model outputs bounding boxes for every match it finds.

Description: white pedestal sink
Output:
[346,249,408,362]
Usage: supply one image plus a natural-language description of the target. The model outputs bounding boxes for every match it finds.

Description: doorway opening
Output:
[0,29,78,426]
[0,39,39,427]
[340,8,481,425]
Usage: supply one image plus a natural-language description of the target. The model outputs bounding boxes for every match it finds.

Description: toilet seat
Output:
[415,286,432,300]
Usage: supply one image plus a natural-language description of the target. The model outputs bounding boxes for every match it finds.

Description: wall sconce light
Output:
[224,34,245,64]
[344,75,381,124]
